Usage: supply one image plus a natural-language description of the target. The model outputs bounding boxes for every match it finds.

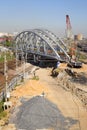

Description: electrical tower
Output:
[66,15,73,39]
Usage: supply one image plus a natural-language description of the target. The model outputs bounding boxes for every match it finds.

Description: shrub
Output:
[0,101,7,119]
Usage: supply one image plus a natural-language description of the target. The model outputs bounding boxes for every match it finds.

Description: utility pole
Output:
[4,51,8,101]
[15,42,19,85]
[21,50,25,81]
[16,43,18,74]
[25,48,27,63]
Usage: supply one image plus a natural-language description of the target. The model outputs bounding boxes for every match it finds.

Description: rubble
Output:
[57,68,87,108]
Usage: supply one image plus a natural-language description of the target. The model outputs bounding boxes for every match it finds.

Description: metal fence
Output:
[0,66,36,101]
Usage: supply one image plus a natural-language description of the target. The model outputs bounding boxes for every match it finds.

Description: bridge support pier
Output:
[34,55,36,63]
[33,55,39,63]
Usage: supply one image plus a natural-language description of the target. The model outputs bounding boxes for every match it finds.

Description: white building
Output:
[0,32,13,37]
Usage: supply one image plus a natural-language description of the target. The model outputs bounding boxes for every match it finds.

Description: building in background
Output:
[0,32,13,43]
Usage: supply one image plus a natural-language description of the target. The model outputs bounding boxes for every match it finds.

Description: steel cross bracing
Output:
[34,29,67,50]
[15,29,70,61]
[15,31,59,60]
[34,29,70,60]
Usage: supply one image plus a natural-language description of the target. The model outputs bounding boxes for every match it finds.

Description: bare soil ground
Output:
[35,67,87,130]
[0,63,87,130]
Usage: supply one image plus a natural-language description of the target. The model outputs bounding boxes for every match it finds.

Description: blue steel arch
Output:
[15,29,70,61]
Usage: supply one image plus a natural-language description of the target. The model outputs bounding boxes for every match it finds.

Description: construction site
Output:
[0,15,87,130]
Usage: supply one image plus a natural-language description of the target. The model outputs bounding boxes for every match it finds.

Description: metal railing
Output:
[0,67,34,101]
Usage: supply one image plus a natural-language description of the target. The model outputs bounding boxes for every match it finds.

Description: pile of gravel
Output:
[10,96,78,130]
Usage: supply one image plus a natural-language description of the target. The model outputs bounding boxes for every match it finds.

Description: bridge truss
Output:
[15,29,70,62]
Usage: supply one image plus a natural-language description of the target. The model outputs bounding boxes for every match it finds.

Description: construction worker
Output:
[52,61,60,74]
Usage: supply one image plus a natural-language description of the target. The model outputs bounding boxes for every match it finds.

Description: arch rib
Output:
[15,29,70,61]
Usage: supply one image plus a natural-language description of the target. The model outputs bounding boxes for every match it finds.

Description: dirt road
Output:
[36,67,87,130]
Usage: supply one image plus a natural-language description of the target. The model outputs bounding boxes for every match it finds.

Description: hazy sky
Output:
[0,0,87,37]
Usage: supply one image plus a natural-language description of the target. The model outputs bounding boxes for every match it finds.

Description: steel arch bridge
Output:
[15,29,70,62]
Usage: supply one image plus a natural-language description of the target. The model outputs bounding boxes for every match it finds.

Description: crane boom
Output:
[66,15,73,39]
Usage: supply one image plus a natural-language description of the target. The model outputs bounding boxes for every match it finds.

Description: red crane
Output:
[66,15,82,67]
[66,15,73,39]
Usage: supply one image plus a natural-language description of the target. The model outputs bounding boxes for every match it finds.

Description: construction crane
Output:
[66,15,73,39]
[65,15,82,68]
